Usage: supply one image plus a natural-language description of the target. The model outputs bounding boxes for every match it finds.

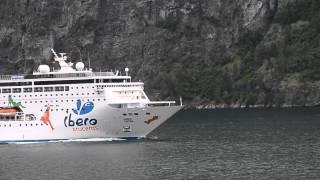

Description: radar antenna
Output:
[50,48,59,59]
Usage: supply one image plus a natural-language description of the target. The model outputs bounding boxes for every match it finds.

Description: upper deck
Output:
[0,71,130,82]
[0,48,132,84]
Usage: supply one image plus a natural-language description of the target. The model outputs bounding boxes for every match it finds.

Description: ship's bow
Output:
[135,105,183,138]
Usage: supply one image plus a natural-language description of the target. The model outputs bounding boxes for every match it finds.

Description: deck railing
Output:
[0,71,121,81]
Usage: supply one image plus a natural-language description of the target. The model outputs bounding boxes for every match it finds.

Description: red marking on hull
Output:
[144,116,159,124]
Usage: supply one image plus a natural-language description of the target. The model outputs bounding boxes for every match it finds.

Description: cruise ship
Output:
[0,49,182,143]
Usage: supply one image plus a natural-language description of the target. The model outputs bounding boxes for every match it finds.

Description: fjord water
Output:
[1,108,320,179]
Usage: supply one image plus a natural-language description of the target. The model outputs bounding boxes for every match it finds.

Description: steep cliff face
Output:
[0,0,319,107]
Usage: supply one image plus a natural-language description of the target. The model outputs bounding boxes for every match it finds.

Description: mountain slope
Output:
[0,0,319,107]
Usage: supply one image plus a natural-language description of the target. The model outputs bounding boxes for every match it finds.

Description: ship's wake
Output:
[3,138,132,145]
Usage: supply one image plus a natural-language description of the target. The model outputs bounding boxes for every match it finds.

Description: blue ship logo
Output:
[72,99,94,115]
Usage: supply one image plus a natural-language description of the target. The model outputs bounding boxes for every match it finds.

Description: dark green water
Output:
[1,107,320,179]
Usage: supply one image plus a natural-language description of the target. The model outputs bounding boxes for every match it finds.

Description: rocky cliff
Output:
[0,0,319,108]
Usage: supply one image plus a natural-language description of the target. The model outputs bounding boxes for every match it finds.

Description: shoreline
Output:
[181,104,320,110]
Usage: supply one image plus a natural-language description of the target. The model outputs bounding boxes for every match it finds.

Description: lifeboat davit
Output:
[0,108,18,116]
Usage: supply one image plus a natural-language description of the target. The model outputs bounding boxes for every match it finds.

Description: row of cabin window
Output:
[123,112,150,116]
[0,79,130,87]
[33,79,128,85]
[0,84,136,94]
[1,86,69,93]
[2,92,97,99]
[0,115,35,121]
[0,124,44,127]
[1,98,105,104]
[1,84,141,94]
[0,116,23,121]
[96,84,141,88]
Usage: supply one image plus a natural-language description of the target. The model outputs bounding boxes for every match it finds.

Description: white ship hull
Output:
[0,49,183,143]
[0,101,182,142]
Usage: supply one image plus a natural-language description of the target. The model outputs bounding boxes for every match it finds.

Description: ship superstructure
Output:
[0,49,182,142]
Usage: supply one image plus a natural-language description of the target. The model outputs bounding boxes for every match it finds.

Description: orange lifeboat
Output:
[0,108,18,116]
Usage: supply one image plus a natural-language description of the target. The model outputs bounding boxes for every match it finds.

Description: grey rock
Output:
[0,0,319,107]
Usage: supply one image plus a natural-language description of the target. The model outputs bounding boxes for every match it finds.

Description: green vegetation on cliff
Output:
[0,0,319,107]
